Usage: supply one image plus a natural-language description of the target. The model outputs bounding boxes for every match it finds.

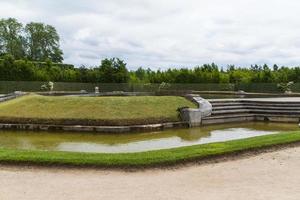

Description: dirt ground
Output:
[1,147,300,200]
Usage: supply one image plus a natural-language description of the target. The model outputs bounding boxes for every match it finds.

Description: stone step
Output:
[202,98,300,125]
[210,100,300,106]
[213,105,245,110]
[202,113,300,125]
[211,109,300,116]
[204,113,255,119]
[242,100,300,104]
[244,102,300,107]
[252,109,300,115]
[212,109,250,115]
[202,114,255,125]
[210,102,244,107]
[211,101,300,107]
[255,113,300,118]
[213,105,300,111]
[209,99,242,102]
[246,102,300,107]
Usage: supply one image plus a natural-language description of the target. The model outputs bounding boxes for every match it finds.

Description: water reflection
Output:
[0,122,298,153]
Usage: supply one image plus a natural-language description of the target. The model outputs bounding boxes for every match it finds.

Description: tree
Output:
[97,58,129,83]
[0,18,25,59]
[0,54,15,80]
[25,22,63,62]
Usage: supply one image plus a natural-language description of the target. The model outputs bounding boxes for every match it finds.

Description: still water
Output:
[0,122,298,153]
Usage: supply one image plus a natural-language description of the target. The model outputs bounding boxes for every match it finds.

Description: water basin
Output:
[0,122,297,153]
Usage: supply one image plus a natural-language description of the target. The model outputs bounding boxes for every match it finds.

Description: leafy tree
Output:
[13,60,35,81]
[0,18,25,59]
[97,58,129,83]
[25,22,63,62]
[0,54,15,80]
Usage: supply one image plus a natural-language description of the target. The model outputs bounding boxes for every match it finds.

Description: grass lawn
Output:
[0,94,196,125]
[0,131,300,168]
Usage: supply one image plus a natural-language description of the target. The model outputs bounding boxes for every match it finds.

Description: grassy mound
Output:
[0,94,196,125]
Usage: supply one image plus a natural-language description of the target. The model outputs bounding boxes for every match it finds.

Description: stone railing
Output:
[180,94,212,127]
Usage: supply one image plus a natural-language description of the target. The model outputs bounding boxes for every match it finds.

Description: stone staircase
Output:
[202,99,300,125]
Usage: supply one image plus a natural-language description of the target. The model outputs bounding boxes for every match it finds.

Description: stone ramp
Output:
[203,98,300,125]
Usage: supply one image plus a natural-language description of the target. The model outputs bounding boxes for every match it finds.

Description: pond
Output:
[0,122,298,153]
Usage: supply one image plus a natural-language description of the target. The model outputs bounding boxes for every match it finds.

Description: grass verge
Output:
[0,131,300,168]
[0,94,195,125]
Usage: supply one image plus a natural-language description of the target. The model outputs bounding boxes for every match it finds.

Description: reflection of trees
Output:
[0,136,24,149]
[0,131,179,149]
[0,133,61,150]
[175,129,211,141]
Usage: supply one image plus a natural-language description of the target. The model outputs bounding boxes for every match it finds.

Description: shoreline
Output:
[0,140,299,172]
[0,133,300,170]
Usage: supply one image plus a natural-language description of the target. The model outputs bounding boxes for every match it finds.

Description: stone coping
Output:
[209,97,300,102]
[0,122,187,133]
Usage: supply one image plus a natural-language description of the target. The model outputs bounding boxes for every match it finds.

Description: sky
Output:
[0,0,300,70]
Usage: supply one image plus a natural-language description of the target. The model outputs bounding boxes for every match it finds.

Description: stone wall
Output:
[0,122,187,133]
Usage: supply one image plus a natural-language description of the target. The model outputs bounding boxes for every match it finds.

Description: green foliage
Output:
[2,57,300,87]
[0,18,25,59]
[97,58,129,83]
[25,22,63,62]
[129,63,300,86]
[0,55,75,81]
[0,18,63,62]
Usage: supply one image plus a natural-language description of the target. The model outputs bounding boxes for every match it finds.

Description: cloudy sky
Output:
[0,0,300,69]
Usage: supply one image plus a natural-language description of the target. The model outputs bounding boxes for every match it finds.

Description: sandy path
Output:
[1,147,300,200]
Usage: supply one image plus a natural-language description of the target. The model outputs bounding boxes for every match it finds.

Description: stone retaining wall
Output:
[0,122,187,133]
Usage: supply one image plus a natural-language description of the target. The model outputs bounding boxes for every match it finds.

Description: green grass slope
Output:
[0,94,196,125]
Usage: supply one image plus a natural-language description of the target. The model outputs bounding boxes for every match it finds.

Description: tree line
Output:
[130,64,300,84]
[1,54,300,84]
[1,18,300,84]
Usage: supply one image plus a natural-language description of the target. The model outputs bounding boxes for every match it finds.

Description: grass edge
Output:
[0,131,300,169]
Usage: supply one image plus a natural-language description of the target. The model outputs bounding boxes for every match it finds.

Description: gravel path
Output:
[1,147,300,200]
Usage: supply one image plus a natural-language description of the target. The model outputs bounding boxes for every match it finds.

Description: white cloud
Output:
[1,0,300,69]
